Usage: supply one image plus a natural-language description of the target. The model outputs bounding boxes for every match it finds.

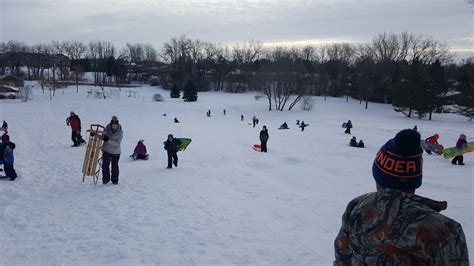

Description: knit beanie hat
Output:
[111,116,119,125]
[460,134,467,140]
[372,129,423,190]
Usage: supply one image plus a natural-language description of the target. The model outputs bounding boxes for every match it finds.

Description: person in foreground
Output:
[334,129,469,265]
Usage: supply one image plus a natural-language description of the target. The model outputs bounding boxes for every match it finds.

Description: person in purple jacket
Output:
[132,139,149,160]
[452,134,467,165]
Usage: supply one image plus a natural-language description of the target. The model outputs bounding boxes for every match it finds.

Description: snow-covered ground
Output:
[0,82,472,264]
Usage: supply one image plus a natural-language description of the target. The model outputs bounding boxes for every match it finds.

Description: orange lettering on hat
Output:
[376,150,387,165]
[406,161,417,173]
[384,158,395,171]
[394,161,405,173]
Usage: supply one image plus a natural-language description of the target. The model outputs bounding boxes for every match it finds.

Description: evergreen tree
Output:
[455,63,474,120]
[392,59,430,118]
[182,79,198,102]
[426,59,448,120]
[170,84,180,98]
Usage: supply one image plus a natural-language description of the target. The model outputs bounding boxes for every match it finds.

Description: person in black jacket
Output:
[164,134,181,169]
[344,120,352,134]
[259,125,269,153]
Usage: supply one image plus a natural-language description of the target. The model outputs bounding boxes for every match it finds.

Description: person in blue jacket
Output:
[0,134,17,181]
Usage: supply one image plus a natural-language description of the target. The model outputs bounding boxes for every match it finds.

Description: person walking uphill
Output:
[101,116,123,184]
[452,134,467,165]
[259,125,269,153]
[344,120,352,134]
[334,129,469,265]
[66,111,86,147]
[164,134,181,169]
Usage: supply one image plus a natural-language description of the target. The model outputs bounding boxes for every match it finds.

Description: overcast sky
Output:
[0,0,472,58]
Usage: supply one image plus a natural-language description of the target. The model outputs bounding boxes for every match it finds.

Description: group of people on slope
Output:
[0,120,17,181]
[68,113,183,185]
[424,133,468,165]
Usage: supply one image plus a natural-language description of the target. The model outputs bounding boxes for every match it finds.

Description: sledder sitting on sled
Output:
[131,139,149,160]
[350,136,358,147]
[278,122,289,130]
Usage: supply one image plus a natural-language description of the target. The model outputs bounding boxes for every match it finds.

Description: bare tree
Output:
[19,85,32,102]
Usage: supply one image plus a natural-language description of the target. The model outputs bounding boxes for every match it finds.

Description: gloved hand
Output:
[103,135,109,142]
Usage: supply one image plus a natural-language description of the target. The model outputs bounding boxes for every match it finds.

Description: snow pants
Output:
[102,152,120,184]
[167,151,178,168]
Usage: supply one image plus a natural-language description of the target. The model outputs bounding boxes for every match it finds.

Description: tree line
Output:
[0,32,472,119]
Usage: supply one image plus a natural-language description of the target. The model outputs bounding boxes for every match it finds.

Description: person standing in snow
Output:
[0,134,17,181]
[452,134,467,165]
[252,116,257,128]
[300,121,307,131]
[344,120,352,134]
[66,111,86,147]
[259,125,269,153]
[101,116,123,184]
[164,134,181,169]
[334,129,469,265]
[223,109,226,115]
[241,115,244,121]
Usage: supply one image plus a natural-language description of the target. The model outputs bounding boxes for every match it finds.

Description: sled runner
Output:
[82,124,105,185]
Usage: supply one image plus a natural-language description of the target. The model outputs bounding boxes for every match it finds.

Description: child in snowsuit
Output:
[1,120,7,131]
[0,134,17,181]
[259,126,269,153]
[452,134,467,165]
[252,116,257,128]
[278,122,289,130]
[350,136,358,147]
[344,120,352,134]
[424,133,440,154]
[66,111,86,147]
[164,134,181,169]
[132,139,149,160]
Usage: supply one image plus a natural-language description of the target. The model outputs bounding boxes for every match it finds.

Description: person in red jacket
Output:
[424,133,439,154]
[452,134,467,165]
[66,111,85,147]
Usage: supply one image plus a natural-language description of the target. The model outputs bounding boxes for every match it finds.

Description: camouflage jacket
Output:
[334,188,469,265]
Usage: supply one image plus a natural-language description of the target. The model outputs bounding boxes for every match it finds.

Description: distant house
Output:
[0,75,24,88]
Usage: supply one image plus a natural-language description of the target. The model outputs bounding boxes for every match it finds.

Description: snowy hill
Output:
[0,83,472,264]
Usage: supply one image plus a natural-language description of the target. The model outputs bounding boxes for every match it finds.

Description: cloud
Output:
[0,0,471,59]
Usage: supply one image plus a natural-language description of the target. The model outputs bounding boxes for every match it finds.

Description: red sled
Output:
[421,140,444,155]
[253,144,261,152]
